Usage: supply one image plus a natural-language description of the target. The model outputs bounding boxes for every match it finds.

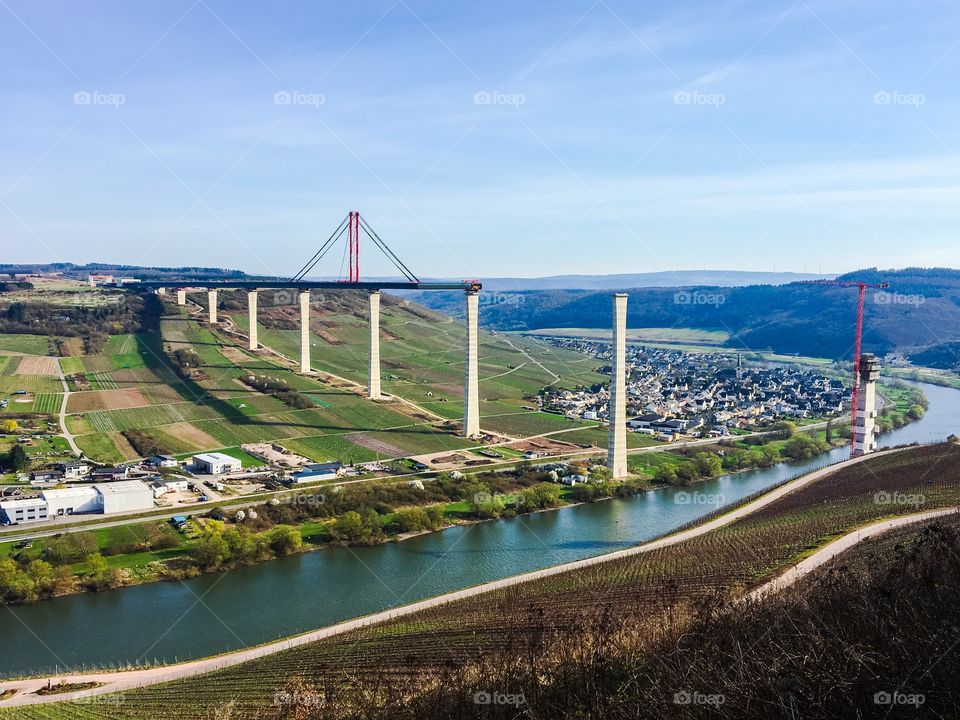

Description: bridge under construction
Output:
[138,212,484,439]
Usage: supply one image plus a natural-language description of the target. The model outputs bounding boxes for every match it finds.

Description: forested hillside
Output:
[412,268,960,367]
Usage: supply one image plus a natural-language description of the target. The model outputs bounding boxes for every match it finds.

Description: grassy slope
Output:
[65,294,605,464]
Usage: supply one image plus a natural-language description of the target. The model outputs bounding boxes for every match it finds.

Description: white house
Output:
[192,452,242,475]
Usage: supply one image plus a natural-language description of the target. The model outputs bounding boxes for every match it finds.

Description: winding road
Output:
[0,446,938,707]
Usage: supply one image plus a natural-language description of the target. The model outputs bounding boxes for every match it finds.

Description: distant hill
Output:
[0,262,260,282]
[406,270,832,292]
[410,268,960,368]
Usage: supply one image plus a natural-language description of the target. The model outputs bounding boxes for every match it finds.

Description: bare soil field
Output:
[507,437,581,454]
[14,356,60,376]
[344,432,406,457]
[242,443,309,467]
[220,346,252,363]
[68,388,150,412]
[109,432,140,460]
[159,422,220,450]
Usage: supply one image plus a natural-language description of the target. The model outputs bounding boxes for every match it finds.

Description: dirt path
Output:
[746,506,959,601]
[496,333,561,385]
[0,447,907,707]
[55,358,81,457]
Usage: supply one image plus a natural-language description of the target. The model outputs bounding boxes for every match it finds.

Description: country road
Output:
[54,358,81,457]
[0,447,908,707]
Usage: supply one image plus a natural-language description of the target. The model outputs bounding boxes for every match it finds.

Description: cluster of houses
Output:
[541,341,847,440]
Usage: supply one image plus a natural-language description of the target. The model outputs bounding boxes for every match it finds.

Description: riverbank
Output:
[0,380,951,678]
[0,447,911,704]
[0,407,918,608]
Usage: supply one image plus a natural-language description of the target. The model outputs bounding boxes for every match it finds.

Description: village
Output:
[539,339,848,439]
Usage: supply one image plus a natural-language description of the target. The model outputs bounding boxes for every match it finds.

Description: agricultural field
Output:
[227,291,607,415]
[0,334,50,356]
[63,297,553,463]
[9,443,959,719]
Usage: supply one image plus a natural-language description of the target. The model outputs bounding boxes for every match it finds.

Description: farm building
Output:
[291,461,344,484]
[192,452,242,474]
[148,455,179,469]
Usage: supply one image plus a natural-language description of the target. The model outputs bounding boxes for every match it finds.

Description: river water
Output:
[3,382,958,677]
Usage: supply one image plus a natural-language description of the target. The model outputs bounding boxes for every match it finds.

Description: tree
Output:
[907,404,926,420]
[782,434,829,460]
[693,453,722,478]
[333,511,364,543]
[192,528,230,569]
[825,418,833,443]
[0,419,18,433]
[268,525,302,556]
[652,464,679,485]
[758,445,780,467]
[773,420,796,439]
[394,507,431,533]
[8,445,28,472]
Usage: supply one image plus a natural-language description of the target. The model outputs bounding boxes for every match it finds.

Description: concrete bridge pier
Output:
[207,290,218,324]
[463,289,481,438]
[247,291,258,351]
[299,290,311,373]
[176,289,186,305]
[607,293,628,478]
[368,291,382,399]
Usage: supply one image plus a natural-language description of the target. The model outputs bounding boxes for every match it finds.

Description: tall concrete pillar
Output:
[852,353,880,457]
[607,293,628,478]
[299,290,311,373]
[207,290,218,324]
[247,291,258,351]
[463,290,481,438]
[368,291,382,399]
[176,289,186,305]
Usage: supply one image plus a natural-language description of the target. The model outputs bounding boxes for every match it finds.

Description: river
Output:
[2,382,957,678]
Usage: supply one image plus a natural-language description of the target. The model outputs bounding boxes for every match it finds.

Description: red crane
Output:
[347,210,360,282]
[815,280,890,456]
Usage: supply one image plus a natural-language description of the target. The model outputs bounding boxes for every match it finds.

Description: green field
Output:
[0,334,49,356]
[62,295,588,463]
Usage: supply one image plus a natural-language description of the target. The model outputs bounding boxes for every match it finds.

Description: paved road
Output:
[0,447,905,706]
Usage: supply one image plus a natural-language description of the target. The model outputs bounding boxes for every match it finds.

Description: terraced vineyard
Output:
[64,297,562,463]
[6,443,959,719]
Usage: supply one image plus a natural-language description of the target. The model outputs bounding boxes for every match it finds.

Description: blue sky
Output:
[1,0,959,279]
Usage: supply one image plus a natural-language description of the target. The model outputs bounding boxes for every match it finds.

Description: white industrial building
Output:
[42,486,102,516]
[0,497,49,524]
[192,452,242,474]
[0,480,154,524]
[95,480,155,514]
[291,461,344,484]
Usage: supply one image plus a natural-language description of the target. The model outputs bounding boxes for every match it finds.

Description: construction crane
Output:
[815,280,890,457]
